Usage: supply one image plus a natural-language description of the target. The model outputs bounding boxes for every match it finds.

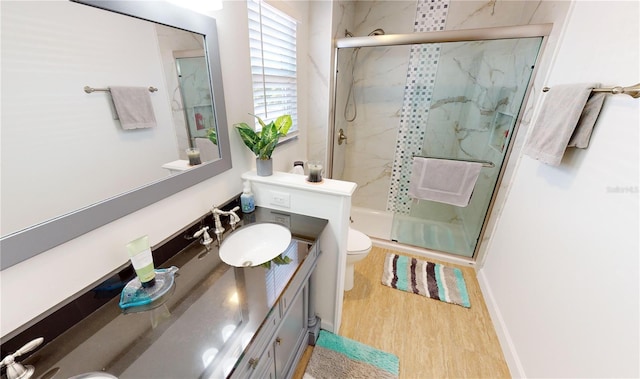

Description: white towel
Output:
[110,86,157,130]
[408,157,483,207]
[523,83,605,166]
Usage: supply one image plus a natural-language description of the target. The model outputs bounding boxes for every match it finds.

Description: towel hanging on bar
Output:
[524,83,605,166]
[542,82,640,98]
[408,157,483,207]
[413,155,495,168]
[109,86,157,130]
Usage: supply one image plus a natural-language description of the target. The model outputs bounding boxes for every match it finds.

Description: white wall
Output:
[1,2,180,235]
[306,0,333,166]
[0,0,309,338]
[478,1,639,377]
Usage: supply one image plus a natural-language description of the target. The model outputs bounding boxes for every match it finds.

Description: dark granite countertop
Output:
[14,207,327,379]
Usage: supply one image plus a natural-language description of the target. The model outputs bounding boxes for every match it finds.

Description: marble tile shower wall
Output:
[329,0,571,258]
[329,0,357,180]
[387,0,450,214]
[337,1,419,210]
[332,0,569,234]
[429,38,542,243]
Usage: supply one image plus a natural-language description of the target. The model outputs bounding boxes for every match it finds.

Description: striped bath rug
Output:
[382,253,470,308]
[304,330,399,379]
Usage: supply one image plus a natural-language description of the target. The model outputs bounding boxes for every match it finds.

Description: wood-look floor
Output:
[293,246,510,379]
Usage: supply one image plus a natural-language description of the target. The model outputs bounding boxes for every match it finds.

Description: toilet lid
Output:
[348,228,372,253]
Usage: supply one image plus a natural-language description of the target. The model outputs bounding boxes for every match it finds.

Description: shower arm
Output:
[344,28,385,38]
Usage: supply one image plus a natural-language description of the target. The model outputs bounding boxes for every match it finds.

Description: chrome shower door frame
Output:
[327,23,553,259]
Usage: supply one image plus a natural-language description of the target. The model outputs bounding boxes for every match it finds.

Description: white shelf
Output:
[241,171,357,197]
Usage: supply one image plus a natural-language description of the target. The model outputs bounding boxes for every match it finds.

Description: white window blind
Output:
[265,241,299,307]
[248,0,298,131]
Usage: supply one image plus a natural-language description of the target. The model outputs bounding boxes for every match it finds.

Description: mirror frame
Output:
[0,0,232,270]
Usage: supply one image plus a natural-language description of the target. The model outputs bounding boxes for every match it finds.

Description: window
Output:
[247,0,298,131]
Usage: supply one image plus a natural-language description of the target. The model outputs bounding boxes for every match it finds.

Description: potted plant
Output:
[234,114,292,176]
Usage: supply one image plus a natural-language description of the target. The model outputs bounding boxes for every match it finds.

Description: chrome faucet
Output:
[211,206,240,245]
[193,226,213,250]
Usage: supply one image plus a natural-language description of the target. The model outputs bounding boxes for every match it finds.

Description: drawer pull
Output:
[248,357,259,369]
[276,337,282,345]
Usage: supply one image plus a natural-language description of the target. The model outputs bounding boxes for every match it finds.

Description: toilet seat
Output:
[347,228,372,254]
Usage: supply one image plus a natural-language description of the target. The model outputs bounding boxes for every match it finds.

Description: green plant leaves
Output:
[274,114,292,136]
[207,128,217,145]
[235,122,259,155]
[234,114,292,159]
[259,253,292,269]
[260,121,279,151]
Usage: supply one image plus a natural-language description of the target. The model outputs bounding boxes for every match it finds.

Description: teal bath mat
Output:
[304,330,399,379]
[382,253,470,308]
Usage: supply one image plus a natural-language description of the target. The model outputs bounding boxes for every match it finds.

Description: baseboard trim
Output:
[477,269,526,378]
[320,319,335,334]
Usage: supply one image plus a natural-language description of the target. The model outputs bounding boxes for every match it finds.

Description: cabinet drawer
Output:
[233,308,280,378]
[250,345,275,379]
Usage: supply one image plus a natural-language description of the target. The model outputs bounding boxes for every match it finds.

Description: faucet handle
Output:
[13,337,43,357]
[193,226,209,238]
[1,337,44,379]
[194,226,213,248]
[228,206,241,230]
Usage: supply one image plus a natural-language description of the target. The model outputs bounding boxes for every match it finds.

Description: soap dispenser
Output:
[291,160,305,175]
[240,181,255,213]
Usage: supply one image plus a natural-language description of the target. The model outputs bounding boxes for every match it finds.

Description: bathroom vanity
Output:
[7,207,327,379]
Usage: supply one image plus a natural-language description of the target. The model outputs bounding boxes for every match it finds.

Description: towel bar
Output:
[413,155,495,168]
[542,83,640,98]
[84,86,158,94]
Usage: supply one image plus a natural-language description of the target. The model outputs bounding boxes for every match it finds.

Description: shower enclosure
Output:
[174,54,220,162]
[329,25,549,258]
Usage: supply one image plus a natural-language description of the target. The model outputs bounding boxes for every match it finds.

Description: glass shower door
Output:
[175,56,216,142]
[175,56,220,162]
[390,37,543,257]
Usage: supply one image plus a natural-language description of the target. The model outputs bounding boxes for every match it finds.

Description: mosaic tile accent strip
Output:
[387,0,450,214]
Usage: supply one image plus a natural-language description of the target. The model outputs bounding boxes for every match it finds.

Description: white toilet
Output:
[345,227,373,291]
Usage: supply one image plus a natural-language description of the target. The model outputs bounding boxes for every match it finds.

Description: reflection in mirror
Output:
[173,51,220,162]
[0,0,231,269]
[157,26,221,162]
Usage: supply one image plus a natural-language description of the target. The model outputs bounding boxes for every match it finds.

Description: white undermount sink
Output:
[219,223,292,267]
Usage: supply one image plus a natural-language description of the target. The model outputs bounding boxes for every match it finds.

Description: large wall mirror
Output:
[0,0,232,269]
